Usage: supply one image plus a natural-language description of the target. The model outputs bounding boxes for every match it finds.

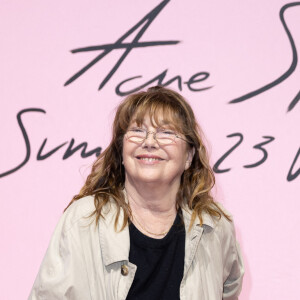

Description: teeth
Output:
[139,157,161,161]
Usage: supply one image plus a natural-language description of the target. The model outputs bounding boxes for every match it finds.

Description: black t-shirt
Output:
[126,212,185,300]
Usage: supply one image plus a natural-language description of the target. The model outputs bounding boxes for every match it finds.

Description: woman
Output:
[29,86,244,300]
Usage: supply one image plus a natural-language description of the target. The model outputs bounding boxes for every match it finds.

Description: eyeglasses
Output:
[125,128,188,145]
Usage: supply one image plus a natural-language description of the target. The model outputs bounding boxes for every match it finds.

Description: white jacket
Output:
[29,196,244,300]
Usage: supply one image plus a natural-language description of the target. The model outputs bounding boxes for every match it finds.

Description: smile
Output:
[138,157,162,161]
[135,154,164,163]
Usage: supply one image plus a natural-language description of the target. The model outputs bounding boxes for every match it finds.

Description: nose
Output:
[142,131,158,149]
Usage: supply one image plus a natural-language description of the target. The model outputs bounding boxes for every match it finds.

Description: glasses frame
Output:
[125,128,189,145]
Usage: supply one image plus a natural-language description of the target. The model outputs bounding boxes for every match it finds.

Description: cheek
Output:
[122,138,129,156]
[122,144,130,172]
[122,140,135,163]
[173,145,189,161]
[179,148,191,170]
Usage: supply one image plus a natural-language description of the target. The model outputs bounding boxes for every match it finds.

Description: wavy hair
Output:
[66,86,231,230]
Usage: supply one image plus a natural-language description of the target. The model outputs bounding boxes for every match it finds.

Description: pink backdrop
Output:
[1,1,299,299]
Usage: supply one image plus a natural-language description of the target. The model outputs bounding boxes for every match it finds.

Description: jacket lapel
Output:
[98,204,130,266]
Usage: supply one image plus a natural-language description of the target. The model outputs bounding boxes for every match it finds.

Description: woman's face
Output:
[122,113,193,188]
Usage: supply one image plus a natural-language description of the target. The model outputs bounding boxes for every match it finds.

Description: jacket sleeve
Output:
[222,220,245,300]
[28,212,91,300]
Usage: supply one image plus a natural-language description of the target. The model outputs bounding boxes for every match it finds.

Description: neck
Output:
[124,180,178,238]
[124,179,178,215]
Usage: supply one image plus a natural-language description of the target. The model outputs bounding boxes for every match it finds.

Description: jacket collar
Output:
[181,205,216,230]
[98,202,216,267]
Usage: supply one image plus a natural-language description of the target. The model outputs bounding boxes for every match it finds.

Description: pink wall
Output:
[1,1,299,299]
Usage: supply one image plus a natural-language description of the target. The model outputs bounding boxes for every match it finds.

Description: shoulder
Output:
[211,204,238,251]
[61,195,119,233]
[61,196,96,232]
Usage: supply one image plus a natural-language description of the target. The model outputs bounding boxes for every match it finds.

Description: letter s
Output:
[0,108,46,178]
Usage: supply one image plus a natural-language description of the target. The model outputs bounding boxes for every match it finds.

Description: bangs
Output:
[116,88,196,146]
[130,97,185,132]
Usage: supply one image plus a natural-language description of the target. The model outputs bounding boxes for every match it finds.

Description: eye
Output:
[160,129,176,135]
[130,127,144,133]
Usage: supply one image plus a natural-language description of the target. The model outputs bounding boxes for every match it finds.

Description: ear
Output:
[185,147,195,170]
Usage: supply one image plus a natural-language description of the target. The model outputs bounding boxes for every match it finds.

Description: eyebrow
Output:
[130,120,176,129]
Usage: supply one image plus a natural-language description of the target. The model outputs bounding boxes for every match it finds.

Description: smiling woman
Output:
[29,86,244,300]
[123,113,193,193]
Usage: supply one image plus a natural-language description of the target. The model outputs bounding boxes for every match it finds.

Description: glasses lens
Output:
[127,129,146,143]
[126,129,184,145]
[156,130,176,145]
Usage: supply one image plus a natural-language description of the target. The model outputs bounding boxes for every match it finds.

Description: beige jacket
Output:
[29,196,244,300]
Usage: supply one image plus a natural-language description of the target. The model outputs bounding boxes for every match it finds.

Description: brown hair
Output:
[66,86,231,230]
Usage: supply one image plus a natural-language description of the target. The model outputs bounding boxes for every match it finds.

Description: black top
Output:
[126,212,185,300]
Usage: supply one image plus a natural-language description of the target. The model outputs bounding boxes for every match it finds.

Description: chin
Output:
[136,176,163,184]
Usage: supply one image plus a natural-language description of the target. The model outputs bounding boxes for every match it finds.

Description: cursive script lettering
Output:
[115,70,211,96]
[64,0,179,91]
[244,136,275,168]
[213,133,276,173]
[0,108,101,178]
[229,2,300,112]
[213,133,244,173]
[287,147,300,181]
